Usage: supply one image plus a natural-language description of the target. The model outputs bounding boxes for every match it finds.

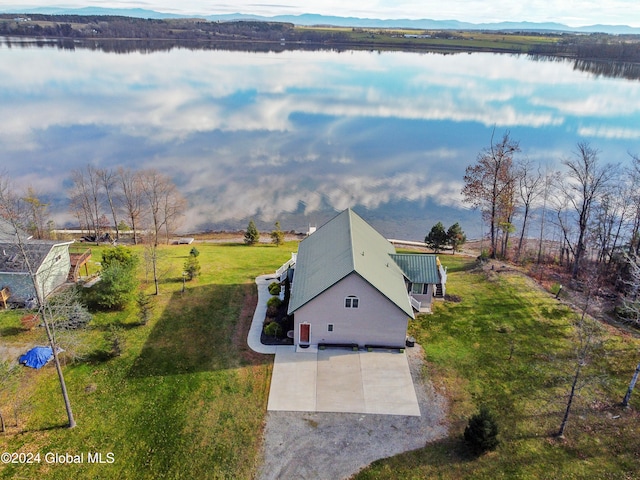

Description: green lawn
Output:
[1,248,639,479]
[296,26,560,53]
[355,255,640,479]
[0,242,294,479]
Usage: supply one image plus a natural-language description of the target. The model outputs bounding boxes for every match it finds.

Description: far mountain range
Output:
[4,6,640,35]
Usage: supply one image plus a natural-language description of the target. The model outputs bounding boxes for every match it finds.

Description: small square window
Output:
[328,324,334,332]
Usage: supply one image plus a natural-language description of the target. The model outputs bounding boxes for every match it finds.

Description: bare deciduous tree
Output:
[97,168,120,241]
[462,130,520,258]
[69,165,104,242]
[22,187,50,239]
[557,272,604,438]
[626,153,640,255]
[138,169,186,246]
[138,169,185,294]
[555,143,617,279]
[117,167,145,245]
[515,158,543,262]
[536,168,556,265]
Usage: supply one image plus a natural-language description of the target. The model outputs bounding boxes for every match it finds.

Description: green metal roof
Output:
[389,254,442,284]
[288,209,414,318]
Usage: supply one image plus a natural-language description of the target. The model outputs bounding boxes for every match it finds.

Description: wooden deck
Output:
[69,248,92,282]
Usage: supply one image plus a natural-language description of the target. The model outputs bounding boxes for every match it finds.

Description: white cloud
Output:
[2,45,640,232]
[578,125,640,139]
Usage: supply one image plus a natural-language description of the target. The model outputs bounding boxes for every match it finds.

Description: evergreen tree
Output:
[244,219,260,245]
[271,221,284,246]
[135,291,153,326]
[447,222,467,254]
[425,221,448,253]
[85,246,139,310]
[184,249,201,280]
[463,405,500,454]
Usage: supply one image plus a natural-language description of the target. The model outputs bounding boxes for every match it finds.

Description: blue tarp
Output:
[19,346,54,369]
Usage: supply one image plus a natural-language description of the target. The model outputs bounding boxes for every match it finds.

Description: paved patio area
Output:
[267,346,421,416]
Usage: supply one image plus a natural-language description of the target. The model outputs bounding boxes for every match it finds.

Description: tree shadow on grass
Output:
[0,326,26,336]
[128,283,269,378]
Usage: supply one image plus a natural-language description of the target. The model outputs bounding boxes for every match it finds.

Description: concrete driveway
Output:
[267,346,421,416]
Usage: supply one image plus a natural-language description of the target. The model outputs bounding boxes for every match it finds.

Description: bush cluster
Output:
[266,296,282,309]
[84,246,139,311]
[268,282,281,295]
[264,321,282,337]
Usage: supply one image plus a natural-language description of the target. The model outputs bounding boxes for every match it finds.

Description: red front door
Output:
[299,323,310,344]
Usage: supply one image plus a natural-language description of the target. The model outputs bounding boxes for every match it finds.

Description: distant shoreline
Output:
[2,14,640,66]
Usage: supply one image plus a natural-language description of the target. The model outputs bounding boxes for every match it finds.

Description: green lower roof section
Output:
[389,253,441,285]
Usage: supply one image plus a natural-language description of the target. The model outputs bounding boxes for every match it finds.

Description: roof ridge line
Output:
[347,208,357,271]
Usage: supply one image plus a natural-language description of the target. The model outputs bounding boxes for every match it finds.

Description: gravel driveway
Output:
[258,344,448,480]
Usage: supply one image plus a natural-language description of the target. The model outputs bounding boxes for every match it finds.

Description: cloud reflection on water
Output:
[1,45,639,238]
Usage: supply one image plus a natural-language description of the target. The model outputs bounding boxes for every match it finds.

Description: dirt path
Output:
[257,344,448,480]
[0,344,27,364]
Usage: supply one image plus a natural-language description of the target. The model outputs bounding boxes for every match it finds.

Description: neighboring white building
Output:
[0,240,74,303]
[280,209,446,349]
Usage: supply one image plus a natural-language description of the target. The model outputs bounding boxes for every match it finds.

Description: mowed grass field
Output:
[0,241,294,479]
[296,26,560,52]
[356,256,640,479]
[1,247,639,479]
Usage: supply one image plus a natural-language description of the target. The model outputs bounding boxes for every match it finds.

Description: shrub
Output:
[266,296,283,309]
[463,405,500,454]
[48,293,92,329]
[264,321,282,337]
[184,255,201,280]
[244,220,260,245]
[136,291,153,326]
[189,247,199,257]
[268,282,281,295]
[84,262,137,310]
[101,245,139,270]
[106,325,125,358]
[84,246,139,311]
[271,221,284,246]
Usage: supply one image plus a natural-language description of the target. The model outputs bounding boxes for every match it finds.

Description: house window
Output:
[345,296,359,308]
[327,324,334,332]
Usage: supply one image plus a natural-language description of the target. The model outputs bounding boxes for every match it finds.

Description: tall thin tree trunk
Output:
[43,318,76,428]
[516,204,530,262]
[622,362,640,407]
[557,361,582,438]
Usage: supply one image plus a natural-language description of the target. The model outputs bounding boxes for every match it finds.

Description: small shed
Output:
[0,240,74,303]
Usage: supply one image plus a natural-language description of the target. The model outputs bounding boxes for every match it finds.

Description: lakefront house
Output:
[277,208,447,349]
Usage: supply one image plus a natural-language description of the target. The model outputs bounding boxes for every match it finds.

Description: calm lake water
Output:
[2,40,640,240]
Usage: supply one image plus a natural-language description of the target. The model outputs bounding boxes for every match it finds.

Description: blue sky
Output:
[2,1,640,27]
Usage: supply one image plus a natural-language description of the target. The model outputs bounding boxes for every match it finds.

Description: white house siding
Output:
[35,244,72,301]
[293,273,409,348]
[411,284,434,312]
